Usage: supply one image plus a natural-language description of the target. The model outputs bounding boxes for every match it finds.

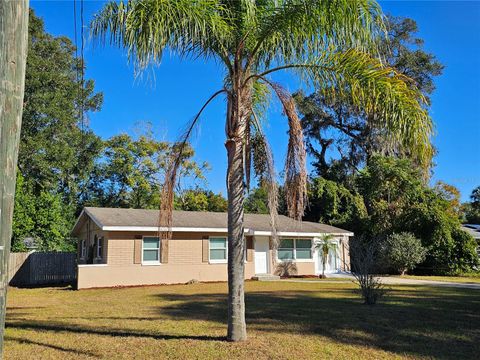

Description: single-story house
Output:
[461,224,480,256]
[71,207,353,289]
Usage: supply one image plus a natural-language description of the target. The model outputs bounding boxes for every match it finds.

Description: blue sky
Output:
[30,0,480,201]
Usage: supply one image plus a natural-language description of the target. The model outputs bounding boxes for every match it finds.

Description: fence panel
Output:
[9,252,77,287]
[8,252,31,283]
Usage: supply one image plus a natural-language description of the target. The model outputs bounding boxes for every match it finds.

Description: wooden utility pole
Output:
[0,0,29,355]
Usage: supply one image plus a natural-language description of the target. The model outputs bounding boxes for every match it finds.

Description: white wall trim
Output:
[251,230,354,237]
[102,226,233,232]
[100,226,353,237]
[75,216,354,238]
[78,264,108,268]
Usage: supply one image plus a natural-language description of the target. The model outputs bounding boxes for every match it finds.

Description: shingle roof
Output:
[73,207,352,236]
[461,225,480,240]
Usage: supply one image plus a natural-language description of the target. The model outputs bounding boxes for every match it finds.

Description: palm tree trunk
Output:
[0,0,29,353]
[225,86,249,342]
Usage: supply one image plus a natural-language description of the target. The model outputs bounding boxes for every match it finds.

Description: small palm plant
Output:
[315,234,337,278]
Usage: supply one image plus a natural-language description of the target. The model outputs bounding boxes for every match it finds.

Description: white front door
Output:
[254,237,269,274]
[316,243,339,274]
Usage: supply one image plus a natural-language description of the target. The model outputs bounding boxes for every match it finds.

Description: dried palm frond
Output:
[244,120,252,192]
[158,89,226,239]
[250,111,279,247]
[260,79,307,221]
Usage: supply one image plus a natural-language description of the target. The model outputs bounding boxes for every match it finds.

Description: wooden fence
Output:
[8,252,77,287]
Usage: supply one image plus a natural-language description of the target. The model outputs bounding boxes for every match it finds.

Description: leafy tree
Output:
[471,186,480,207]
[433,181,462,219]
[204,191,229,212]
[12,10,102,251]
[19,10,103,210]
[34,192,75,251]
[305,177,367,231]
[382,232,427,275]
[12,173,74,252]
[175,189,227,212]
[93,0,433,340]
[464,186,480,223]
[356,156,424,235]
[11,173,36,252]
[244,187,269,214]
[296,15,443,177]
[402,190,479,274]
[85,133,208,209]
[356,156,479,274]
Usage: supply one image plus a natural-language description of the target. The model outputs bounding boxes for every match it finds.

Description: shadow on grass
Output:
[154,285,480,359]
[5,335,100,358]
[5,285,480,359]
[5,320,225,342]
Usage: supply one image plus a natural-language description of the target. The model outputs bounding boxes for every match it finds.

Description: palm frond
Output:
[250,113,279,245]
[259,79,307,221]
[251,49,434,168]
[303,49,433,167]
[91,0,234,71]
[249,0,384,69]
[159,89,226,238]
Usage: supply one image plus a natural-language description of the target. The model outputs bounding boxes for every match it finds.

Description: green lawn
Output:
[393,274,480,284]
[5,281,480,359]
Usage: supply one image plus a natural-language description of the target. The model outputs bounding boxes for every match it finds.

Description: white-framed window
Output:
[277,239,312,261]
[142,236,161,264]
[209,237,227,262]
[80,239,86,259]
[295,239,312,259]
[96,236,104,258]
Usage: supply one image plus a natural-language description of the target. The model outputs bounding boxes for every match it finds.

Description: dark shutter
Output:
[134,235,142,264]
[202,236,209,262]
[246,236,254,262]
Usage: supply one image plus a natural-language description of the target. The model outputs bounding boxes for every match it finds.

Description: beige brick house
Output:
[72,207,353,289]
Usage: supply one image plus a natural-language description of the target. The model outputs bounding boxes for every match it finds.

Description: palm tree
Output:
[315,234,337,278]
[91,0,433,341]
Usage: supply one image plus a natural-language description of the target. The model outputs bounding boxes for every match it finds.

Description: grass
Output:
[5,281,480,359]
[281,276,352,281]
[393,275,480,284]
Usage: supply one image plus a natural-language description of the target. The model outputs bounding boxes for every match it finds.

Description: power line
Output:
[80,0,85,134]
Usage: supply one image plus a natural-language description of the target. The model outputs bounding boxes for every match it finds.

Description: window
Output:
[296,239,312,259]
[96,236,104,258]
[278,239,294,260]
[80,239,86,259]
[143,237,160,263]
[209,237,227,262]
[277,239,312,261]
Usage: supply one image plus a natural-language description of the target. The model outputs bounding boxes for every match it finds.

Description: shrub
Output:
[383,232,427,275]
[350,238,388,305]
[274,261,298,277]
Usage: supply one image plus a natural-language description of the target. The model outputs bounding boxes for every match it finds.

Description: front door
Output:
[254,237,269,274]
[317,244,338,274]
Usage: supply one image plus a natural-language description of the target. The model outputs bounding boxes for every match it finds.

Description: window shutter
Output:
[100,237,106,259]
[161,238,169,263]
[93,235,98,256]
[246,236,254,262]
[134,235,142,264]
[202,236,209,262]
[77,239,82,260]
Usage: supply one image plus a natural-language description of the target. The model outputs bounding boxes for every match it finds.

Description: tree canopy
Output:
[463,186,480,224]
[20,10,103,207]
[305,156,479,274]
[296,15,443,178]
[12,11,209,251]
